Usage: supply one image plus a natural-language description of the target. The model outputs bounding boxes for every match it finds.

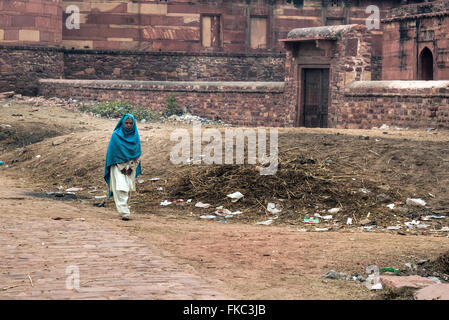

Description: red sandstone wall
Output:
[60,0,396,54]
[382,1,449,80]
[62,50,285,81]
[38,79,289,126]
[284,25,373,127]
[342,82,449,129]
[0,0,62,47]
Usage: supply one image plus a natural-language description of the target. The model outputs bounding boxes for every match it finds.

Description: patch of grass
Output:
[80,101,162,121]
[162,93,183,117]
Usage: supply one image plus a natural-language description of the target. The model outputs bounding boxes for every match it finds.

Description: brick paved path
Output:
[0,175,227,300]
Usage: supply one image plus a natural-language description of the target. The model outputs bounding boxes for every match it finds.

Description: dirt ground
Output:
[1,97,449,299]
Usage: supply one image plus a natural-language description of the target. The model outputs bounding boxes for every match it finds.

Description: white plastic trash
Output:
[346,218,353,225]
[66,187,83,192]
[267,203,282,214]
[94,195,106,199]
[387,225,401,230]
[328,208,341,214]
[195,202,211,208]
[200,215,216,219]
[226,192,244,203]
[257,219,274,225]
[406,198,427,207]
[386,204,395,210]
[160,200,172,206]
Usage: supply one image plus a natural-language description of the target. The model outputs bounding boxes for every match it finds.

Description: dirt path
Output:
[0,175,228,300]
[1,100,449,300]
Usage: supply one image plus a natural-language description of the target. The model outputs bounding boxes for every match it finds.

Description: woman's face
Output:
[124,117,133,130]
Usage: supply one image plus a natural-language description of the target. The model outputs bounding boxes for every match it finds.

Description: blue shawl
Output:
[104,114,142,197]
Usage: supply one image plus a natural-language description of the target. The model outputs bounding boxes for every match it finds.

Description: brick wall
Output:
[0,45,64,95]
[38,79,288,126]
[342,81,449,129]
[63,50,286,81]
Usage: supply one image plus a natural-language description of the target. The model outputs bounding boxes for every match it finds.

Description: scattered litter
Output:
[346,218,353,225]
[380,267,399,275]
[322,270,349,280]
[363,226,373,231]
[406,198,427,207]
[216,220,227,223]
[35,155,41,158]
[0,161,3,166]
[65,187,84,192]
[195,202,211,208]
[430,215,445,219]
[427,276,442,284]
[428,193,435,198]
[200,215,216,219]
[359,188,370,194]
[257,219,274,225]
[186,199,192,203]
[157,187,163,191]
[404,220,420,228]
[440,227,449,232]
[315,213,333,220]
[369,283,383,290]
[304,217,320,224]
[328,208,341,214]
[387,225,401,230]
[150,178,160,181]
[387,203,395,210]
[297,228,308,232]
[160,200,172,206]
[80,218,85,221]
[226,191,244,203]
[138,179,144,184]
[267,203,282,214]
[315,228,329,232]
[94,195,106,199]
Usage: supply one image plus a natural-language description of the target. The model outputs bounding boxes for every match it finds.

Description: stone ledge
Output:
[63,48,286,58]
[38,79,285,94]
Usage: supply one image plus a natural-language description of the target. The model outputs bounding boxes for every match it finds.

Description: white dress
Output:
[109,158,140,217]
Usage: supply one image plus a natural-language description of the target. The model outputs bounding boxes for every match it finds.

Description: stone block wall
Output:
[38,79,289,126]
[63,50,286,81]
[342,81,449,129]
[0,45,64,95]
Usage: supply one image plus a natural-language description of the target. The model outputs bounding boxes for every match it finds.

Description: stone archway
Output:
[419,47,434,80]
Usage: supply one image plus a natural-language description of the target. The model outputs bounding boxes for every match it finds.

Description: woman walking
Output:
[104,114,142,220]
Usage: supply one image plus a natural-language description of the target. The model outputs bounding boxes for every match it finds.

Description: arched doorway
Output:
[419,47,434,80]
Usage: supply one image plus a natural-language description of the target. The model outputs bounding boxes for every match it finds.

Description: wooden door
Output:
[303,68,329,128]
